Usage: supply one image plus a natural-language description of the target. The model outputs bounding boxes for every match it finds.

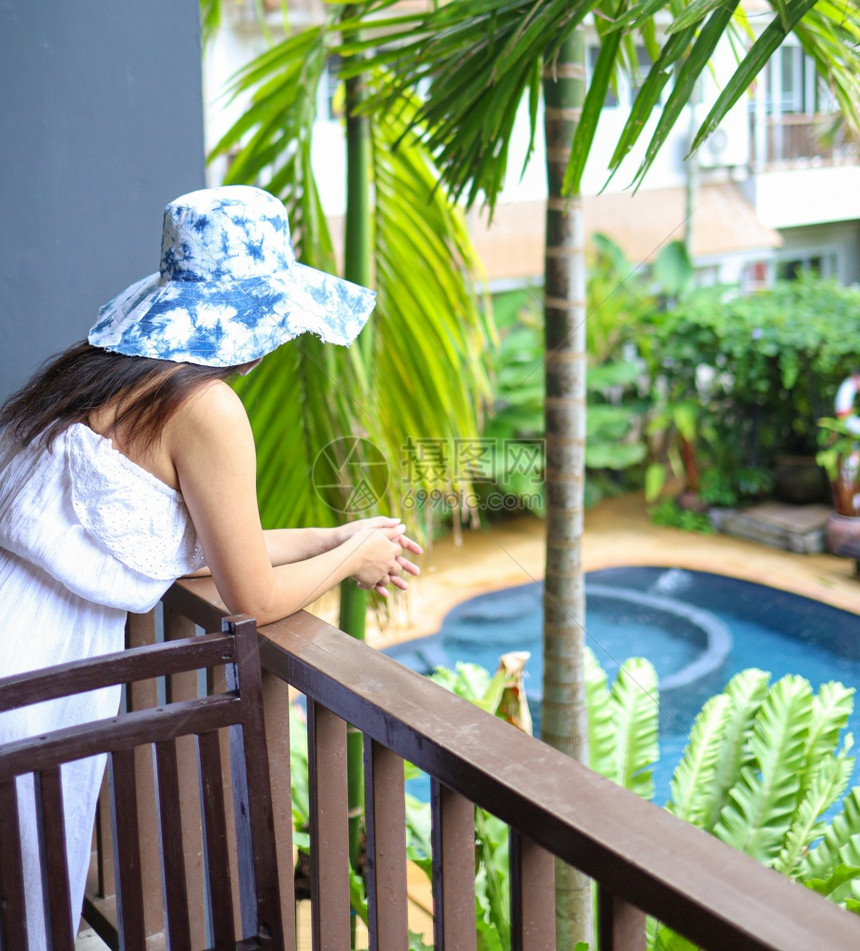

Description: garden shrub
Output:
[645,274,860,503]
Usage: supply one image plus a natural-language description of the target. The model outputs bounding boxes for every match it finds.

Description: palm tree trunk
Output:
[341,21,373,884]
[541,28,592,949]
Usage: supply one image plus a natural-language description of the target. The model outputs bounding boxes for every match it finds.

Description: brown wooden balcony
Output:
[81,577,860,950]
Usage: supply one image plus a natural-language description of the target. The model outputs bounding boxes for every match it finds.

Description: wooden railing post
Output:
[117,610,162,942]
[307,701,351,950]
[431,779,476,950]
[162,606,208,947]
[597,886,646,951]
[364,739,408,951]
[510,828,556,950]
[261,666,298,948]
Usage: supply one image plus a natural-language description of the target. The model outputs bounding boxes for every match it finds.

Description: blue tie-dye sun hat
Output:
[88,185,376,366]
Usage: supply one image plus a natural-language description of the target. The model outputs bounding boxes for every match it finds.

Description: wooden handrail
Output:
[129,578,860,950]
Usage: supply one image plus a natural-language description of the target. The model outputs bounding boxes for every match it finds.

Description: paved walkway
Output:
[362,490,859,650]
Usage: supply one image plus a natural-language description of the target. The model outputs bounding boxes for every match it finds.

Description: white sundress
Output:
[0,422,206,949]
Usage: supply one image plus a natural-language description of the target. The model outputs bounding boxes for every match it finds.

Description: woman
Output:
[0,185,420,946]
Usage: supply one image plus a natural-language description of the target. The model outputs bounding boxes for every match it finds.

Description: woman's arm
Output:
[167,382,416,624]
[262,516,421,567]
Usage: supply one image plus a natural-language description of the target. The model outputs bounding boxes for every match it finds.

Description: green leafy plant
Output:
[644,276,860,507]
[481,237,656,516]
[652,670,860,945]
[649,500,715,534]
[817,417,860,517]
[696,467,774,509]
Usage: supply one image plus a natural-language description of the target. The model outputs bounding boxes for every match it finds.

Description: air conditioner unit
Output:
[694,102,750,168]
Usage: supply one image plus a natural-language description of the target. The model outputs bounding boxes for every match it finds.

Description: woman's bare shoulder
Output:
[179,380,247,423]
[168,381,254,454]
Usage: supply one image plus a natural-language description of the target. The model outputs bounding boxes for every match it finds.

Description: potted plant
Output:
[816,416,860,554]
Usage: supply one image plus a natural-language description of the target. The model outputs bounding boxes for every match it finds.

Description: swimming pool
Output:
[386,567,860,802]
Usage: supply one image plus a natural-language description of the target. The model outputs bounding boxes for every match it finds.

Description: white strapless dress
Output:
[0,422,206,948]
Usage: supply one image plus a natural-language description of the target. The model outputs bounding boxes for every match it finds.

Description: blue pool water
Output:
[386,567,860,803]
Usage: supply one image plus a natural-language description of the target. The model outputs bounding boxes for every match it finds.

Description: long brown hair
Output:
[0,342,243,452]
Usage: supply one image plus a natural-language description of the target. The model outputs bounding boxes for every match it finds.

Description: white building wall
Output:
[747,166,860,231]
[201,15,858,287]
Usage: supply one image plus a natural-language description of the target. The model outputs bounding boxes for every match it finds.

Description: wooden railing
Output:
[85,577,860,950]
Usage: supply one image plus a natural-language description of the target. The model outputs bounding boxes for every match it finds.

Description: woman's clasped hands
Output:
[333,516,423,597]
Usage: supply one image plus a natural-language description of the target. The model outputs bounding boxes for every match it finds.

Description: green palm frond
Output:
[200,0,222,48]
[339,0,601,209]
[800,682,855,800]
[628,0,742,190]
[584,646,616,778]
[342,0,860,209]
[607,657,659,799]
[564,0,627,195]
[704,668,770,832]
[774,750,854,877]
[666,693,730,826]
[715,675,813,865]
[211,25,492,531]
[209,25,335,269]
[690,0,838,158]
[801,788,860,884]
[363,82,493,510]
[235,337,361,528]
[792,1,860,136]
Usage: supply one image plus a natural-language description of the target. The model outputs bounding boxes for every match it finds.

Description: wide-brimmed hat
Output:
[88,185,376,366]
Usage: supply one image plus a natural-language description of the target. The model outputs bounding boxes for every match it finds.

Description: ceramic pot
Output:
[772,455,831,505]
[824,513,860,556]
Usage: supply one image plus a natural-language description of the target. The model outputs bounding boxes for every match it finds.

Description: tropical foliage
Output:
[206,17,494,534]
[817,417,860,517]
[344,0,859,209]
[287,652,860,948]
[652,669,860,945]
[643,275,860,506]
[341,7,860,934]
[203,0,860,941]
[478,235,659,514]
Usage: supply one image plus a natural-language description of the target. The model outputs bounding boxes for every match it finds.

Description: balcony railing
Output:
[83,577,860,950]
[750,112,859,168]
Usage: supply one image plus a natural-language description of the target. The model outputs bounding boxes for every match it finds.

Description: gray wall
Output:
[0,1,206,401]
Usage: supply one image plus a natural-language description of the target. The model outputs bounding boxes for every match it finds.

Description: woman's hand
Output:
[339,519,423,597]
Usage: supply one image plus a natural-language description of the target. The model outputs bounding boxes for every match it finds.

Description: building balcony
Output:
[750,112,859,170]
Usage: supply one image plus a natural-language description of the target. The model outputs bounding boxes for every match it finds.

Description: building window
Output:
[762,45,826,117]
[742,260,770,292]
[776,252,837,281]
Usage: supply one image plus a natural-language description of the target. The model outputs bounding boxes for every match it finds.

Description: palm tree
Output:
[202,2,494,902]
[206,19,493,531]
[539,29,594,944]
[340,0,859,943]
